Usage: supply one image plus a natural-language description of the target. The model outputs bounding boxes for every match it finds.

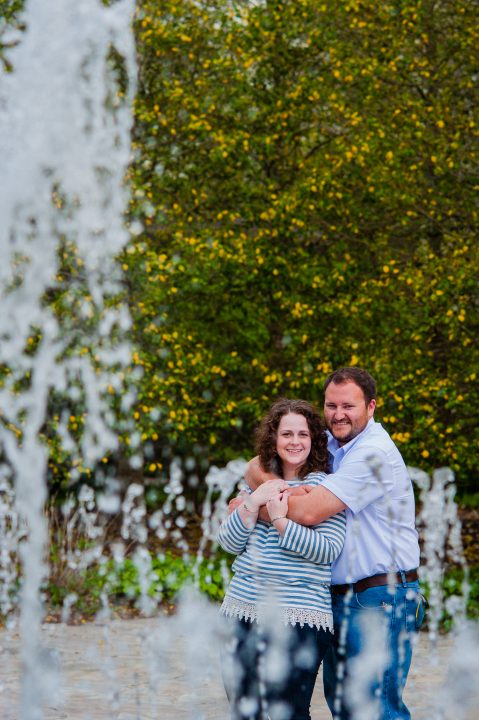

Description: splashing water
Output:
[345,616,387,720]
[0,1,136,717]
[410,466,469,645]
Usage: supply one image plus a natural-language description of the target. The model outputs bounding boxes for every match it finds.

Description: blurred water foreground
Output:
[0,2,478,720]
[0,606,476,720]
[1,458,479,720]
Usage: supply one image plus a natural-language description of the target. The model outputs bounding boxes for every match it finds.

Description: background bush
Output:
[124,0,478,494]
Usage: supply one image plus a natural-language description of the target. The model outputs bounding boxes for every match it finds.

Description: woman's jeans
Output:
[323,581,425,720]
[222,617,332,720]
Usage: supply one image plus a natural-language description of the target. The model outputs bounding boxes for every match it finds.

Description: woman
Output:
[217,398,346,720]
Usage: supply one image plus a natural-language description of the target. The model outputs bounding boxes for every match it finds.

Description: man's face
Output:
[324,381,376,446]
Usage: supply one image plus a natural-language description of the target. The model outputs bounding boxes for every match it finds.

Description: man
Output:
[243,367,422,720]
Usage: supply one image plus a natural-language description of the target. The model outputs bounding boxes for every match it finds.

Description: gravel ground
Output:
[1,607,478,720]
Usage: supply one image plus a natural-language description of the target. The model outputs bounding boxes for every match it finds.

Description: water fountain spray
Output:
[0,1,136,717]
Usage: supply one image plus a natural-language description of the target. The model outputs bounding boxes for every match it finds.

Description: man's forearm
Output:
[245,456,278,490]
[286,486,347,525]
[256,485,311,523]
[257,506,270,522]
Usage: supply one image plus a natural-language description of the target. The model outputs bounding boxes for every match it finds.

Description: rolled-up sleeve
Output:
[322,447,391,514]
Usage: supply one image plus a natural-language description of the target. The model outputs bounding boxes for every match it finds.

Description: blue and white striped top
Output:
[218,472,346,631]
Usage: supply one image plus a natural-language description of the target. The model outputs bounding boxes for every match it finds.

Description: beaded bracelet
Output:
[243,502,258,513]
[270,515,286,523]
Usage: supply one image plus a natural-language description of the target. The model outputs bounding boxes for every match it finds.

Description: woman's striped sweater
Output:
[217,472,346,631]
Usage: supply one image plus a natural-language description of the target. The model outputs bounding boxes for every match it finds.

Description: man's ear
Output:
[368,399,376,419]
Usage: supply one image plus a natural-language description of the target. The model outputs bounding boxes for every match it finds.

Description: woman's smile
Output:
[276,413,312,479]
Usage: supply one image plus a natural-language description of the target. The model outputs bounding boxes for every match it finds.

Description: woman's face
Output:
[276,412,311,479]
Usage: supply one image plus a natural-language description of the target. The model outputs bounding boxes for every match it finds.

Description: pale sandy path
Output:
[0,612,477,719]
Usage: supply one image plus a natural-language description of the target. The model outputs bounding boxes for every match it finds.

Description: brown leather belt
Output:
[331,569,419,595]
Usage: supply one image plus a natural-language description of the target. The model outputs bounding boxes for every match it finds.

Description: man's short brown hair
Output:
[323,367,377,405]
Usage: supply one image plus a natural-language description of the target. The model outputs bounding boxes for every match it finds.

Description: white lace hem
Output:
[220,596,334,633]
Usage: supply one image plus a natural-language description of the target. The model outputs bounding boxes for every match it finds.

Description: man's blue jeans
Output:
[323,581,424,720]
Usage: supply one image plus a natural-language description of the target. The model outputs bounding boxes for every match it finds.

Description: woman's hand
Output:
[233,481,287,530]
[245,478,288,512]
[266,491,289,535]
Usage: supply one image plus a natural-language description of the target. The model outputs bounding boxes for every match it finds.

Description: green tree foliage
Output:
[125,0,478,488]
[0,0,24,70]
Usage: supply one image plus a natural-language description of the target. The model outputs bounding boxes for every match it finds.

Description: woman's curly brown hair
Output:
[255,398,329,479]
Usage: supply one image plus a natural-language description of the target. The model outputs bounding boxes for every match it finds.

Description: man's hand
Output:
[228,491,246,515]
[244,456,278,490]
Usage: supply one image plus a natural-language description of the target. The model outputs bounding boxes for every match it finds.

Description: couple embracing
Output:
[217,367,423,720]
